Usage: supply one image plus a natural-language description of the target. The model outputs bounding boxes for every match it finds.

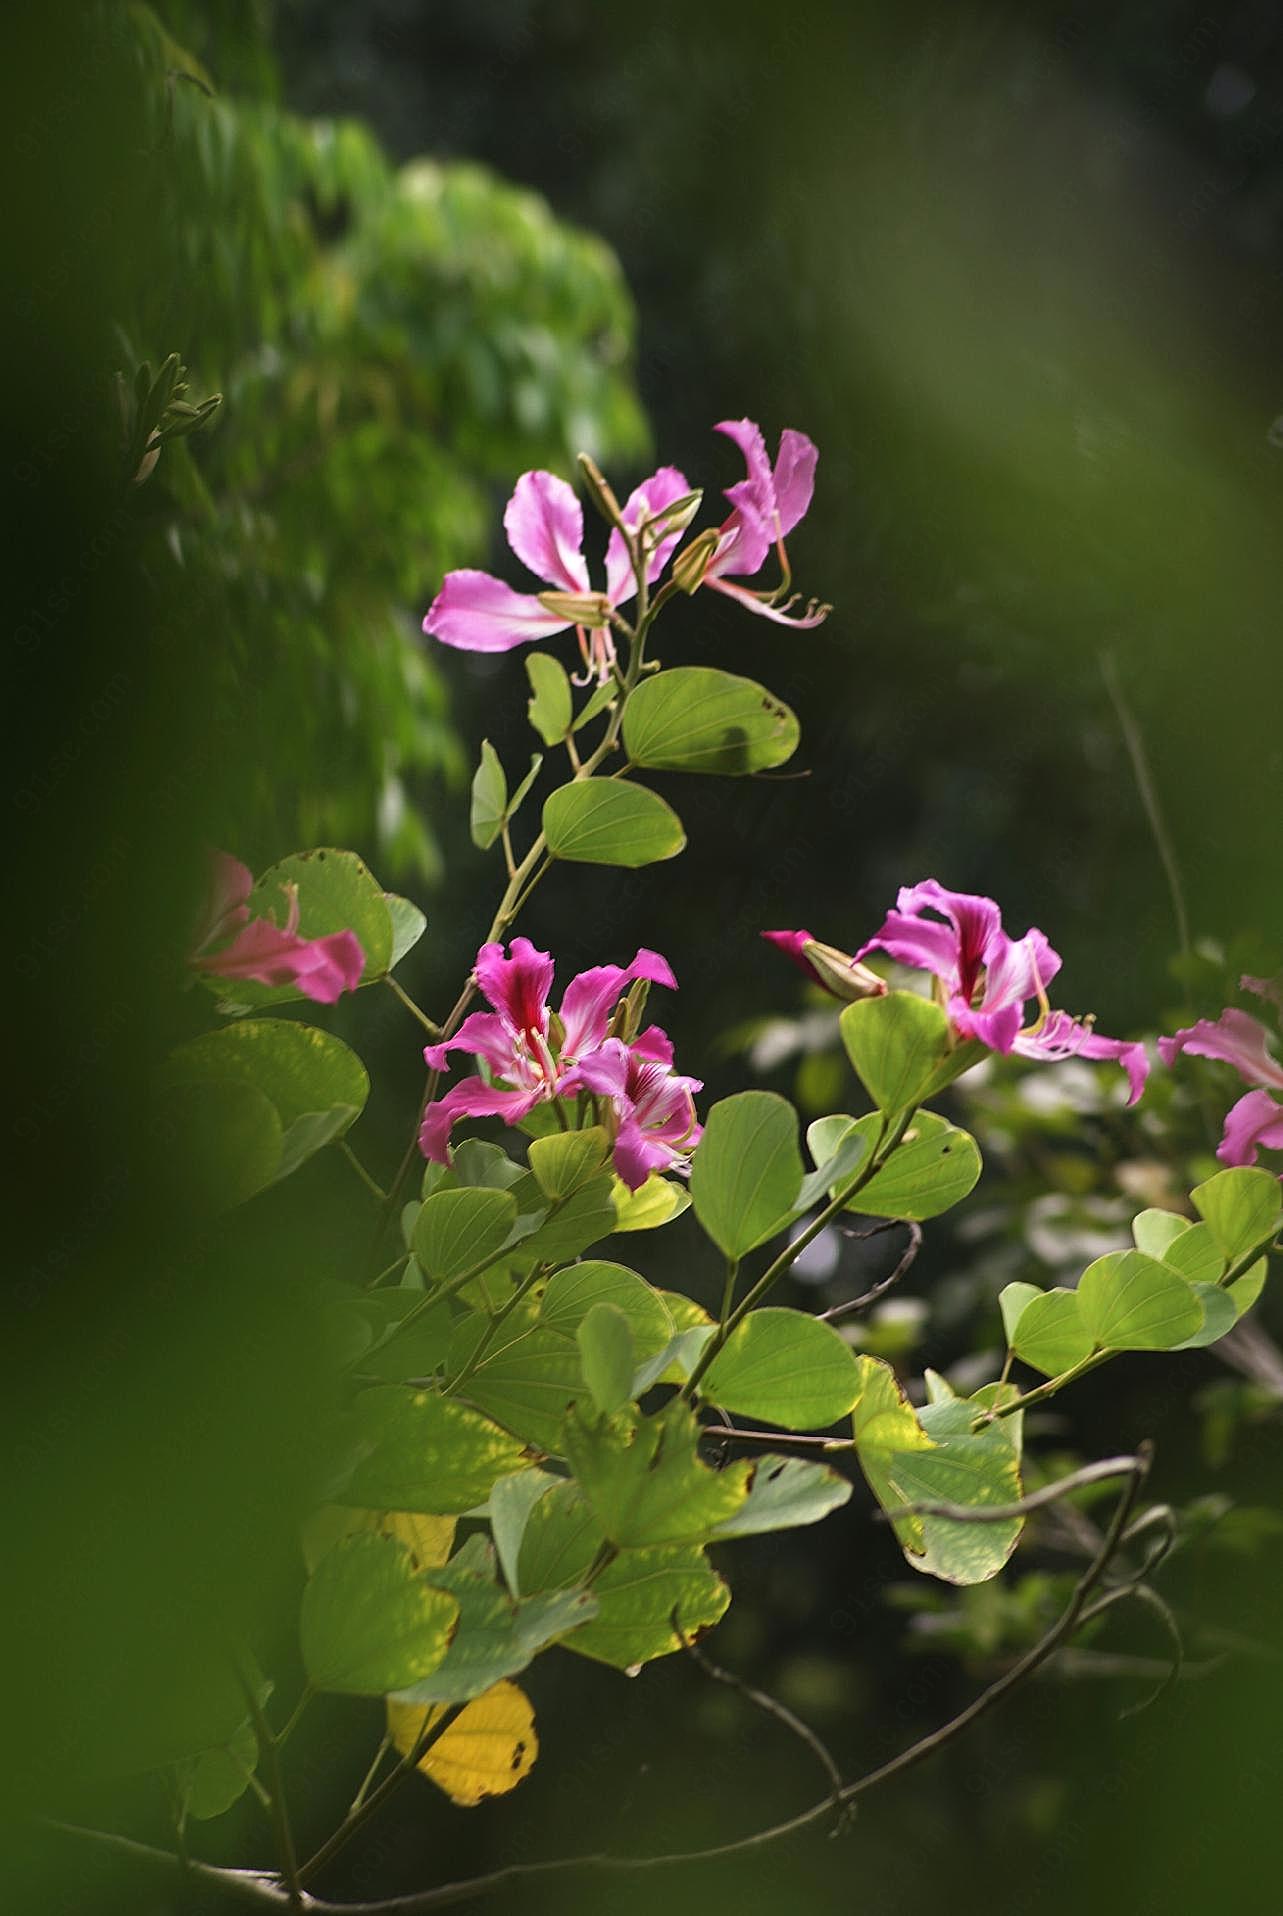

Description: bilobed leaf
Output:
[610,1173,690,1231]
[470,739,508,849]
[337,1386,526,1513]
[528,1125,610,1199]
[300,1533,459,1695]
[174,1708,263,1822]
[577,1304,636,1417]
[388,1681,538,1805]
[710,1455,852,1539]
[413,1187,519,1284]
[1076,1250,1204,1351]
[512,1173,618,1263]
[621,666,800,776]
[450,1139,529,1191]
[689,1091,804,1257]
[396,1682,538,1802]
[1191,1167,1282,1263]
[488,1469,558,1596]
[1229,1260,1268,1317]
[1132,1208,1191,1260]
[792,1125,869,1214]
[700,1308,861,1429]
[516,1481,603,1594]
[166,1019,369,1133]
[1010,1287,1094,1376]
[836,1111,982,1220]
[392,1536,595,1703]
[839,992,968,1116]
[507,753,544,820]
[540,1261,674,1361]
[526,651,573,745]
[562,1400,751,1546]
[385,893,428,969]
[301,1505,457,1575]
[565,1545,730,1669]
[849,1356,1023,1585]
[1172,1283,1238,1349]
[1160,1223,1225,1285]
[451,1320,589,1452]
[159,1077,284,1211]
[999,1281,1043,1345]
[542,778,686,867]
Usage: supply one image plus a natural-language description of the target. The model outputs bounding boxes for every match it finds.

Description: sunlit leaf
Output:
[563,1400,750,1546]
[300,1533,458,1695]
[1076,1250,1204,1351]
[388,1681,538,1805]
[337,1386,526,1513]
[621,666,800,775]
[542,778,685,867]
[699,1307,861,1429]
[689,1091,803,1257]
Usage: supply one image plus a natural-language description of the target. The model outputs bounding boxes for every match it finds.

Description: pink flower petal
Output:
[1158,1007,1283,1089]
[557,947,678,1060]
[419,1078,543,1165]
[771,429,817,536]
[1217,1088,1283,1168]
[423,1011,517,1078]
[503,470,590,594]
[474,937,555,1040]
[423,570,573,653]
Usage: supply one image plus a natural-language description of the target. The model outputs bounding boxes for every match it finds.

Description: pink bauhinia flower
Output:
[419,937,697,1187]
[850,879,1150,1102]
[1159,1005,1283,1169]
[422,464,692,682]
[190,853,365,1005]
[683,419,829,627]
[571,1028,703,1190]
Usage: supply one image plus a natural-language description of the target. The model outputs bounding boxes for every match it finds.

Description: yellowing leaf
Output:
[387,1681,538,1805]
[301,1505,456,1574]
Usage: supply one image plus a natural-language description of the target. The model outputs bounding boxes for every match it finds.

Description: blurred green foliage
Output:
[121,1,647,875]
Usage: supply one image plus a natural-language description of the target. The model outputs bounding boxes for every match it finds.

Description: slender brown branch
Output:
[47,1452,1153,1913]
[675,1620,846,1826]
[890,1453,1143,1524]
[820,1222,922,1323]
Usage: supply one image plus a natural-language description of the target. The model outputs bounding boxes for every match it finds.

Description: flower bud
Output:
[640,490,703,546]
[670,526,721,595]
[537,590,612,629]
[762,929,886,1003]
[576,451,626,530]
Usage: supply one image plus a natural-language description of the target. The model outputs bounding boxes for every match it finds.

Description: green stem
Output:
[296,1704,464,1889]
[719,1257,740,1323]
[340,1140,388,1203]
[349,1734,392,1816]
[681,1106,918,1402]
[383,974,442,1037]
[239,1672,303,1910]
[444,1266,545,1397]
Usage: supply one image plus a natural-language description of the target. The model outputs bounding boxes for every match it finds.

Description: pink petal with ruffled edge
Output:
[503,470,590,594]
[424,570,573,654]
[558,947,678,1059]
[771,429,817,536]
[1014,1009,1150,1104]
[419,1078,544,1165]
[423,1011,520,1080]
[474,937,555,1041]
[1218,1088,1283,1168]
[1158,1007,1283,1089]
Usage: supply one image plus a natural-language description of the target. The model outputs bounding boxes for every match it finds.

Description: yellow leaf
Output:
[387,1681,538,1806]
[301,1506,456,1574]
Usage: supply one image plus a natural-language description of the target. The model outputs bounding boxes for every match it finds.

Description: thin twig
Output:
[889,1454,1144,1524]
[340,1142,388,1204]
[820,1222,923,1323]
[383,975,441,1038]
[675,1618,847,1830]
[1099,652,1192,980]
[46,1453,1153,1913]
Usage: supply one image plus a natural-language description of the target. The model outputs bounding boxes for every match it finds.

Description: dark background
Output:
[5,2,1283,1912]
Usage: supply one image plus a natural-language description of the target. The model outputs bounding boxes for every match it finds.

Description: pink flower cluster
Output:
[422,416,827,680]
[767,880,1150,1103]
[420,938,701,1191]
[190,853,365,1005]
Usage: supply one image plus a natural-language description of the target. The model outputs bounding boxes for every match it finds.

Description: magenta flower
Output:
[422,465,691,682]
[190,853,365,1006]
[1159,1005,1283,1169]
[691,419,829,628]
[852,879,1150,1103]
[419,937,696,1187]
[572,1029,703,1190]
